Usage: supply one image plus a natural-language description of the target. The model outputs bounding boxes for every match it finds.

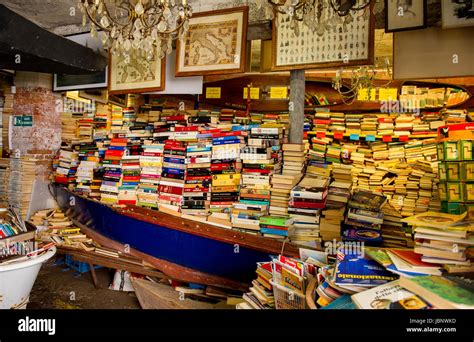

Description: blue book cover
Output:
[162,167,185,175]
[320,295,356,309]
[212,139,241,145]
[335,250,398,287]
[108,146,126,151]
[212,135,242,142]
[163,157,185,164]
[260,228,288,236]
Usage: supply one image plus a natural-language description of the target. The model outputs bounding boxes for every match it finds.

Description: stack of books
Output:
[182,140,212,217]
[238,261,274,309]
[269,174,299,216]
[259,215,293,240]
[8,157,37,219]
[137,142,163,209]
[159,140,186,214]
[403,212,473,267]
[100,138,126,204]
[111,105,124,132]
[282,143,306,175]
[54,149,79,185]
[342,189,387,246]
[210,130,243,223]
[319,206,345,241]
[289,176,329,211]
[75,159,98,196]
[118,154,141,205]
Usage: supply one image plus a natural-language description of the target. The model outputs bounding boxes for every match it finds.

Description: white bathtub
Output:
[0,247,56,309]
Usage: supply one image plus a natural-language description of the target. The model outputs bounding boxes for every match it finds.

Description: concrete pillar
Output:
[289,69,305,144]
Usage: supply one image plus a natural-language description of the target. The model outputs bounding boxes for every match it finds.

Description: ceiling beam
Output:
[0,4,107,74]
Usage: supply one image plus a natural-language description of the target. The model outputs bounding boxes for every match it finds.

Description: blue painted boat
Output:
[52,185,299,290]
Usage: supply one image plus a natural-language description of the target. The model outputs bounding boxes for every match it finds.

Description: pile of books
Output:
[137,142,163,209]
[118,154,140,205]
[238,261,274,309]
[269,174,299,216]
[210,130,243,225]
[288,177,329,246]
[342,189,387,246]
[282,143,306,175]
[259,215,293,240]
[403,211,473,271]
[100,138,126,204]
[54,149,79,185]
[159,140,185,214]
[319,206,345,241]
[182,139,212,217]
[8,157,37,219]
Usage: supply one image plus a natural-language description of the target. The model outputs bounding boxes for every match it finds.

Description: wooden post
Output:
[289,69,305,144]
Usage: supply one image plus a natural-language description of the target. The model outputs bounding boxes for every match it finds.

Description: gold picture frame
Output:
[108,49,165,95]
[175,6,248,77]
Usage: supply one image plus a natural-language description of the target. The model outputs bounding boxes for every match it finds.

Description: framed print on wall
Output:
[442,0,474,29]
[272,2,374,71]
[108,49,165,95]
[175,6,248,77]
[385,0,427,33]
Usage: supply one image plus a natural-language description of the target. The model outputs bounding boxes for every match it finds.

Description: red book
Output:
[184,187,210,193]
[185,176,212,181]
[290,200,326,209]
[142,152,162,157]
[388,249,440,268]
[105,150,125,157]
[118,200,136,205]
[174,126,199,132]
[211,131,243,138]
[313,119,331,124]
[158,185,183,195]
[242,169,271,174]
[122,176,141,181]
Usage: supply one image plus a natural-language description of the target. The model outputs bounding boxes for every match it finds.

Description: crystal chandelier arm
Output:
[140,1,164,28]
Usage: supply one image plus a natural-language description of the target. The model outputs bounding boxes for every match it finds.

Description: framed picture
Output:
[108,93,128,107]
[108,49,165,94]
[79,89,108,104]
[175,6,248,77]
[385,0,426,33]
[442,0,474,29]
[53,32,108,91]
[272,3,374,71]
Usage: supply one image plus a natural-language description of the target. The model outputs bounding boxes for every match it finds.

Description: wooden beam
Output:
[0,5,107,74]
[289,69,305,144]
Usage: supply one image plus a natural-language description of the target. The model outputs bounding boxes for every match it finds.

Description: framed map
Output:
[272,3,375,71]
[175,7,248,77]
[109,49,165,95]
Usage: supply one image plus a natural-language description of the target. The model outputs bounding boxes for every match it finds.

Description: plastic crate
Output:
[270,280,307,309]
[65,255,90,273]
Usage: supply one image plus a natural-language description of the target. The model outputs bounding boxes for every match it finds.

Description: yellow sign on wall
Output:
[206,87,221,99]
[243,87,260,100]
[357,88,376,101]
[378,88,399,101]
[270,87,288,99]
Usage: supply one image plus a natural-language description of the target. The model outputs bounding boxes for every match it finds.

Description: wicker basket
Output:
[305,276,318,309]
[270,280,307,309]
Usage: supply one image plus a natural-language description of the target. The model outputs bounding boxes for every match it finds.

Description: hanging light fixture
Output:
[256,0,371,36]
[79,0,193,60]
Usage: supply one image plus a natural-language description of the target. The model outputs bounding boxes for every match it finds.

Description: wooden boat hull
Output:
[53,185,299,290]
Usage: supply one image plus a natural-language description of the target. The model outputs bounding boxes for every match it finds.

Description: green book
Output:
[259,216,290,227]
[364,247,392,267]
[399,275,474,309]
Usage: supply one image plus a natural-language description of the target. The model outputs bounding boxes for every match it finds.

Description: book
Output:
[399,275,474,309]
[351,280,425,309]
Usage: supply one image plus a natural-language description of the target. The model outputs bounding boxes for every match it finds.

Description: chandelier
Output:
[332,58,393,104]
[79,0,193,60]
[256,0,371,36]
